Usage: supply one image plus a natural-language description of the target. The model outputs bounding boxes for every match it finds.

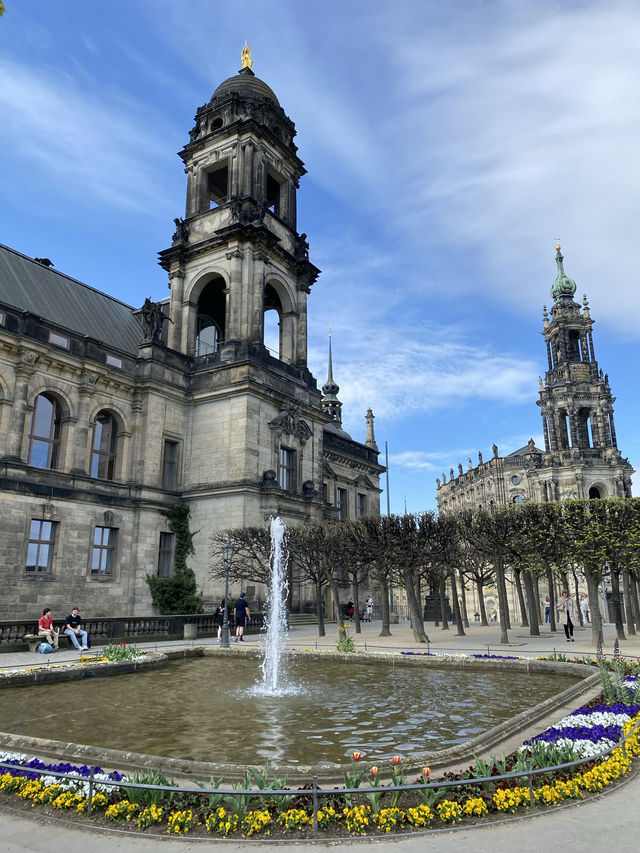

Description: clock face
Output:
[511,475,520,485]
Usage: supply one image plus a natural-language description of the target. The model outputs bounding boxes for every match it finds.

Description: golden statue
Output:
[241,41,254,69]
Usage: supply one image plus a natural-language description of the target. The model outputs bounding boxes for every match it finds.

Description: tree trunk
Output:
[533,573,543,624]
[610,569,626,641]
[351,579,361,634]
[572,570,582,626]
[449,567,466,637]
[379,575,392,637]
[329,578,344,640]
[546,565,557,633]
[630,571,640,633]
[404,566,428,642]
[514,568,528,627]
[584,567,603,646]
[522,570,540,636]
[439,573,449,630]
[315,579,326,637]
[495,558,509,644]
[622,569,636,635]
[475,577,488,625]
[458,569,469,628]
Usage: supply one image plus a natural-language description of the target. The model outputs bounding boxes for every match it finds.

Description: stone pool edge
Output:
[0,646,601,785]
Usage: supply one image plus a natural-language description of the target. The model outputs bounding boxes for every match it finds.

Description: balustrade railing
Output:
[0,612,260,652]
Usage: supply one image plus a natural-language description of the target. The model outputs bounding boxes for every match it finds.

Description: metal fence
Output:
[2,715,638,831]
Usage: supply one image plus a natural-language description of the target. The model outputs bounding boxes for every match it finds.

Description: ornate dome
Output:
[211,68,280,107]
[551,244,577,303]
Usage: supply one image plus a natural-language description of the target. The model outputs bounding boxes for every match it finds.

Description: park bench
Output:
[23,632,71,653]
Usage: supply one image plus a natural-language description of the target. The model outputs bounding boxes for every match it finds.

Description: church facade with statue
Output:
[0,48,383,620]
[437,245,634,514]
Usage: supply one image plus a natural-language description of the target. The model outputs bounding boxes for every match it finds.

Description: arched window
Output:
[196,314,221,356]
[27,394,62,469]
[589,486,601,499]
[195,278,226,356]
[513,495,525,504]
[264,283,283,359]
[91,412,119,480]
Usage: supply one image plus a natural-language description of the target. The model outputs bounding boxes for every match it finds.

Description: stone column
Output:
[243,142,254,197]
[568,406,579,447]
[251,254,268,344]
[70,373,98,474]
[294,284,308,367]
[4,356,38,460]
[168,270,184,352]
[609,411,618,448]
[223,248,243,348]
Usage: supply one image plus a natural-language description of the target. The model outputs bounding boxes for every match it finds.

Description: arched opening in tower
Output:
[263,283,282,360]
[195,277,226,356]
[589,486,602,499]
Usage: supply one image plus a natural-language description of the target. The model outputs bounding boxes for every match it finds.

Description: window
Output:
[512,495,525,504]
[91,412,119,480]
[27,394,62,469]
[106,354,123,369]
[25,519,56,572]
[511,475,520,485]
[357,493,367,517]
[337,488,348,520]
[91,526,117,575]
[157,532,175,577]
[278,447,295,491]
[162,440,179,490]
[0,311,4,325]
[48,331,69,349]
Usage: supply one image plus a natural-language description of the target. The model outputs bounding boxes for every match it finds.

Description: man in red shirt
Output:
[37,608,59,650]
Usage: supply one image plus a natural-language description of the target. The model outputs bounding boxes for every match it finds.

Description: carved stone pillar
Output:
[168,270,184,352]
[224,248,243,345]
[70,374,98,474]
[5,355,38,460]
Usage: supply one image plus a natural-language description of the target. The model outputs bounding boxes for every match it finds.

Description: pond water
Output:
[2,657,578,765]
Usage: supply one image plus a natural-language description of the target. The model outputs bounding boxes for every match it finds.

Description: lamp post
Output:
[220,540,234,648]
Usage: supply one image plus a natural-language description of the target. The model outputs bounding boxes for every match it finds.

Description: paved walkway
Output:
[2,617,640,849]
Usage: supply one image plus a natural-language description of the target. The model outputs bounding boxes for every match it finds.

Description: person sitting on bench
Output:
[64,607,89,651]
[38,607,59,650]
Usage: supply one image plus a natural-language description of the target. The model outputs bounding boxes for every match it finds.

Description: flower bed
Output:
[1,669,639,837]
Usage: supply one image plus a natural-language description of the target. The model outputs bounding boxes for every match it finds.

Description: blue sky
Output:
[1,0,639,513]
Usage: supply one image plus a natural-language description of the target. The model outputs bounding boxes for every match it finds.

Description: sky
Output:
[1,0,639,513]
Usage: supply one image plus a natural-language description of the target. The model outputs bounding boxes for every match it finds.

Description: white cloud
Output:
[0,58,178,214]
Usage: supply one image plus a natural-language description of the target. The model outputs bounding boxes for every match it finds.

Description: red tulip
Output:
[422,767,431,778]
[352,751,362,762]
[392,755,402,766]
[370,766,379,777]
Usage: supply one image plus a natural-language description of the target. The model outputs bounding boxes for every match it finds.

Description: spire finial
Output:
[550,240,577,303]
[241,41,254,69]
[365,408,379,451]
[322,330,342,424]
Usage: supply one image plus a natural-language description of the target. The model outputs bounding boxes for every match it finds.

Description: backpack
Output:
[37,642,54,655]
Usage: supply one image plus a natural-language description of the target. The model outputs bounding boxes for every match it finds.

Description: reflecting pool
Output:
[2,657,578,764]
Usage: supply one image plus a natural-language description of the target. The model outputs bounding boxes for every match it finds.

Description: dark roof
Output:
[505,443,544,458]
[0,243,144,354]
[211,68,280,107]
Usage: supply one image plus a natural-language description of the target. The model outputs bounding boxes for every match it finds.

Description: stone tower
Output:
[437,244,633,513]
[536,244,633,500]
[156,48,329,533]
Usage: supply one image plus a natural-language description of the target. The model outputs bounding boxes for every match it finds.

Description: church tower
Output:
[536,244,633,500]
[156,46,329,535]
[159,45,319,365]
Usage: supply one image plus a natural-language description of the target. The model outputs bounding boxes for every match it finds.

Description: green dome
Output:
[551,245,577,303]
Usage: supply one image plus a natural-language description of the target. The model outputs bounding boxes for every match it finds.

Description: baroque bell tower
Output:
[536,244,633,500]
[156,46,329,540]
[159,44,319,366]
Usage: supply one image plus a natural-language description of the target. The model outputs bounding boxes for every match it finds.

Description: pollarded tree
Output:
[456,508,513,644]
[288,523,335,637]
[208,526,272,588]
[561,500,607,645]
[347,515,395,637]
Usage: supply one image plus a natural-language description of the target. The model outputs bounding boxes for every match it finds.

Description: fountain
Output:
[257,516,290,694]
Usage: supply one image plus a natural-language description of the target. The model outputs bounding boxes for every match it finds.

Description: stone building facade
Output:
[0,55,383,620]
[437,245,634,514]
